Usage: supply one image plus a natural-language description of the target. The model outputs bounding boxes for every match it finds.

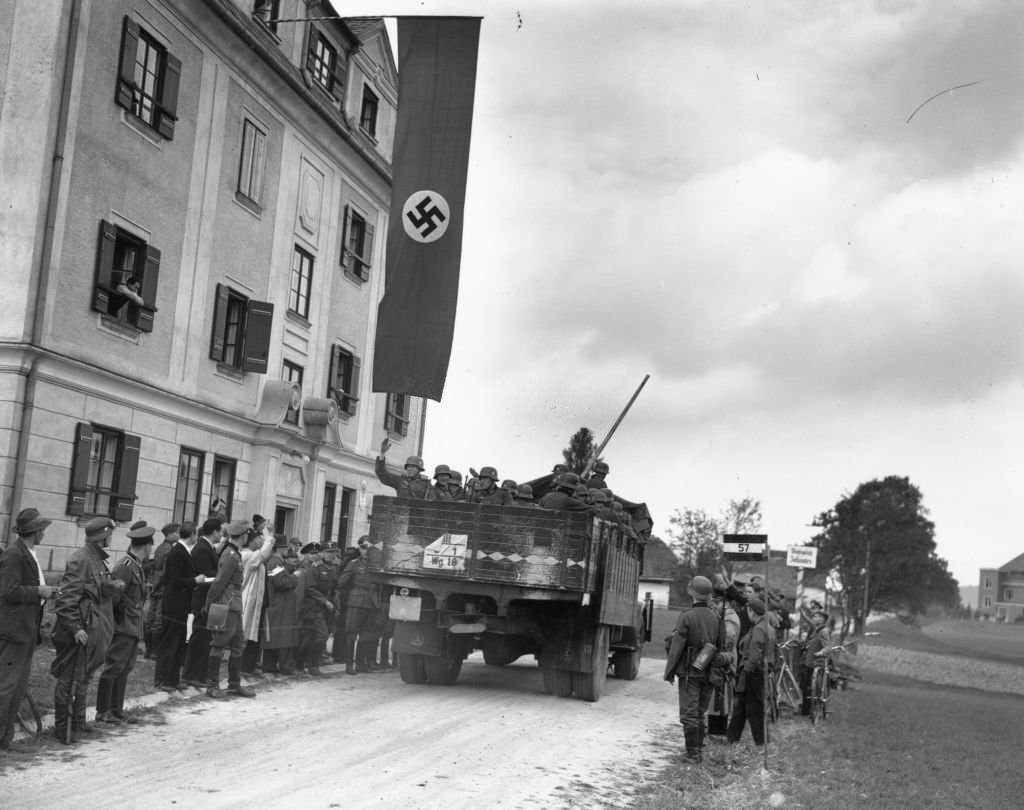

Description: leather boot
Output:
[53,693,74,744]
[111,676,135,722]
[72,690,97,735]
[95,676,114,722]
[356,640,375,673]
[345,635,359,675]
[684,727,701,763]
[206,655,227,699]
[227,657,255,698]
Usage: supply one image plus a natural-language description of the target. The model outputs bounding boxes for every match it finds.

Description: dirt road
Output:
[1,655,681,809]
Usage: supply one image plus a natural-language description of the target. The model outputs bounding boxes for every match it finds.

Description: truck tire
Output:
[542,666,573,698]
[572,625,610,702]
[612,648,641,680]
[424,654,463,685]
[398,653,428,684]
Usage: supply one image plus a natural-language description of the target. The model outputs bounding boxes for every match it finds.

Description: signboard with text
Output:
[422,532,468,571]
[786,545,819,569]
[722,533,767,561]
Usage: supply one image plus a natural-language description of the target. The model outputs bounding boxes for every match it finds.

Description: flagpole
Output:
[581,374,650,478]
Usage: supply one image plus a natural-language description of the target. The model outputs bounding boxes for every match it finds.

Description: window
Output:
[209,283,274,373]
[115,16,180,139]
[385,393,409,437]
[92,220,161,332]
[337,486,355,547]
[252,0,280,34]
[327,345,361,416]
[67,423,141,521]
[282,360,304,425]
[289,245,314,318]
[984,597,992,608]
[274,505,295,537]
[1006,588,1014,601]
[309,32,337,92]
[340,206,374,281]
[173,448,204,524]
[237,118,267,207]
[321,483,337,546]
[359,85,379,138]
[984,577,992,589]
[211,456,236,520]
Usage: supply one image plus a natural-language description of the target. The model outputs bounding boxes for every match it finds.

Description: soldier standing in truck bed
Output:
[374,438,430,499]
[538,473,589,512]
[583,460,609,489]
[428,464,456,501]
[467,467,513,505]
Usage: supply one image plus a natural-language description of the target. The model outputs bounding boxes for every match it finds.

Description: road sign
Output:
[722,533,767,560]
[786,545,818,569]
[422,532,468,571]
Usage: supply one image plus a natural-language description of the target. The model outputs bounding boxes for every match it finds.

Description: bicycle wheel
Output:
[809,667,826,725]
[16,692,42,736]
[779,666,802,713]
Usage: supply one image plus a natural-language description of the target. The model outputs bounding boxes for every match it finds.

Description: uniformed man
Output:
[338,536,381,675]
[537,473,589,512]
[727,597,777,747]
[583,460,609,489]
[0,508,56,751]
[500,479,518,500]
[447,470,467,501]
[51,517,125,743]
[145,522,178,666]
[467,467,513,505]
[204,520,256,699]
[428,464,455,500]
[587,489,616,521]
[664,575,722,763]
[515,483,536,506]
[96,521,154,724]
[296,543,333,676]
[374,438,430,499]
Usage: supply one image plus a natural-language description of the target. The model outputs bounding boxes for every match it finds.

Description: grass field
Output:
[629,613,1024,809]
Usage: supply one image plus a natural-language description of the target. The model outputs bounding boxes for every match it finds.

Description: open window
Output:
[92,220,160,332]
[115,16,180,139]
[209,283,274,373]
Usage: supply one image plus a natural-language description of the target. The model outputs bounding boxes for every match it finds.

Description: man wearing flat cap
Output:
[664,575,724,763]
[96,521,154,723]
[727,596,777,747]
[0,508,57,751]
[51,516,126,743]
[204,520,256,699]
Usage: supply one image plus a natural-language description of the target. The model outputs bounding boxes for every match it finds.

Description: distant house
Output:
[979,554,1024,621]
[639,536,678,608]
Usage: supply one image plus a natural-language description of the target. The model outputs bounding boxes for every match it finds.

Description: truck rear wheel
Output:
[398,653,428,684]
[424,654,463,685]
[612,648,641,680]
[542,666,573,698]
[572,625,610,702]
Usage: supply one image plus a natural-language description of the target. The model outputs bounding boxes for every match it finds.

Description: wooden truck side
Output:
[367,497,653,702]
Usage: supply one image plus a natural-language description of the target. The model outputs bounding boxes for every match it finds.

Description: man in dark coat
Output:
[331,547,360,663]
[51,517,125,743]
[338,537,381,674]
[296,544,333,676]
[467,467,513,505]
[0,508,56,751]
[205,521,255,699]
[538,473,589,512]
[144,522,178,662]
[664,575,722,763]
[96,523,154,723]
[156,521,203,690]
[727,597,777,747]
[181,518,221,687]
[263,535,299,674]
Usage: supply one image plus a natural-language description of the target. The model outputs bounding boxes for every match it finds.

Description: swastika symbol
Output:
[402,190,451,244]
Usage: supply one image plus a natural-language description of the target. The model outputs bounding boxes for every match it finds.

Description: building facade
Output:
[978,557,1024,621]
[1,0,425,572]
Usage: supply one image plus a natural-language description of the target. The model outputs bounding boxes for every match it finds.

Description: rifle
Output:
[581,374,650,479]
[65,640,86,744]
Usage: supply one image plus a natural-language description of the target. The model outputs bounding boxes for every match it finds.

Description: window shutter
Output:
[67,422,94,516]
[113,433,141,523]
[242,300,274,373]
[360,220,375,280]
[136,244,160,333]
[305,28,318,73]
[330,54,346,101]
[209,284,229,361]
[157,53,181,140]
[347,354,361,415]
[92,220,118,314]
[115,17,140,111]
[327,344,340,397]
[339,205,351,268]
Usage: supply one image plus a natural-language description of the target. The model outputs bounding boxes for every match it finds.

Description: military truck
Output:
[366,493,653,702]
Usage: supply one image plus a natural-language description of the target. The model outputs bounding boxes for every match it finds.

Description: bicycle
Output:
[16,690,43,737]
[773,639,803,716]
[808,644,847,724]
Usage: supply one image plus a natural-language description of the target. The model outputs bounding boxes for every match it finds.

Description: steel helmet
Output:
[404,455,424,471]
[450,470,463,483]
[593,461,609,476]
[557,472,580,491]
[589,489,609,504]
[517,483,534,500]
[573,484,589,499]
[688,576,713,599]
[501,479,517,491]
[552,463,569,474]
[433,464,451,479]
[479,466,498,480]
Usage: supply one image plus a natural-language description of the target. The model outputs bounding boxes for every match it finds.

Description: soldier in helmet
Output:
[584,460,609,489]
[500,479,518,500]
[428,464,455,501]
[468,467,513,505]
[374,438,430,499]
[588,489,615,521]
[447,470,467,501]
[538,473,589,512]
[551,463,569,476]
[515,483,536,507]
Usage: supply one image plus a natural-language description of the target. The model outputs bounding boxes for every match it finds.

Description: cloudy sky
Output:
[369,0,1024,588]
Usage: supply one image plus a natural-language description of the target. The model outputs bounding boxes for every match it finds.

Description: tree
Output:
[811,475,959,635]
[719,497,763,536]
[561,426,603,475]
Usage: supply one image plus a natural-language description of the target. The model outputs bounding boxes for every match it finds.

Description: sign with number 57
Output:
[722,534,767,560]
